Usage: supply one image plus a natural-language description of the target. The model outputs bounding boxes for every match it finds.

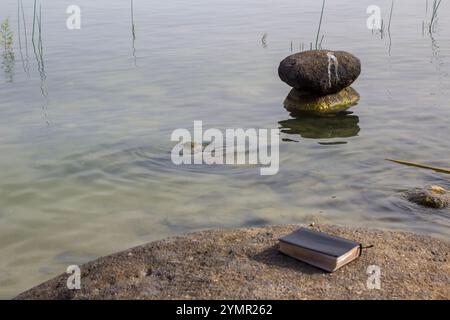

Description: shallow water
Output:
[1,0,449,298]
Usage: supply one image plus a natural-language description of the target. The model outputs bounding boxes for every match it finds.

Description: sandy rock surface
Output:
[15,224,450,300]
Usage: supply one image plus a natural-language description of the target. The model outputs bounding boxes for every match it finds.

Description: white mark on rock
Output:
[327,52,339,88]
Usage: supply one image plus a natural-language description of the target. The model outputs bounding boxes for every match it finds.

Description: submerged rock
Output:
[182,141,203,154]
[181,141,212,155]
[406,185,450,209]
[278,50,361,95]
[283,87,360,115]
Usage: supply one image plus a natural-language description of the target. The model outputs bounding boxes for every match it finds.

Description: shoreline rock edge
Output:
[15,224,450,300]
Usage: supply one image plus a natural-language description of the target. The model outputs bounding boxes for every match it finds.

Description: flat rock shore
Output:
[15,224,450,300]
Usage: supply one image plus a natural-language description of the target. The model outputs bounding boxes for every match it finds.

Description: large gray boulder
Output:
[278,50,361,95]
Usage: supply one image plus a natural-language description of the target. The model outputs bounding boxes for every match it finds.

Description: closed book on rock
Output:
[279,228,361,272]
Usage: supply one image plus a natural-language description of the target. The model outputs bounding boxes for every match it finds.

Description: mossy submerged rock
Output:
[283,86,360,115]
[279,50,361,95]
[406,186,450,209]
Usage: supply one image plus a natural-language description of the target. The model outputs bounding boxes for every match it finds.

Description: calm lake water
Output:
[1,0,449,298]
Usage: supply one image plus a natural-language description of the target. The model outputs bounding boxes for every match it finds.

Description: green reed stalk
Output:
[429,0,442,33]
[315,0,325,50]
[32,0,36,45]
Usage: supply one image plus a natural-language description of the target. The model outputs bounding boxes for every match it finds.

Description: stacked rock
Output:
[278,50,361,115]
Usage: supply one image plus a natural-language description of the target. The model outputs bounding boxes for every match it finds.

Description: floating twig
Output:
[261,33,267,48]
[386,159,450,175]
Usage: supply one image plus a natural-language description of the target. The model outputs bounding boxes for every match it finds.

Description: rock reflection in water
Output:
[279,114,360,140]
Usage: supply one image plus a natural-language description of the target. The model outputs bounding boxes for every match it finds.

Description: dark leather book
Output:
[279,228,361,272]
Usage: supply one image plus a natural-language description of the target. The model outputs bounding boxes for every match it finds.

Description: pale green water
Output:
[0,0,449,298]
